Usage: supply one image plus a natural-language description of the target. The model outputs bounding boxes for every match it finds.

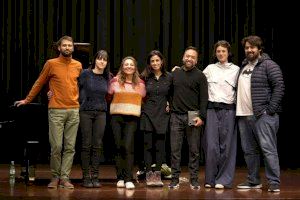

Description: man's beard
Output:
[246,52,259,62]
[61,50,72,57]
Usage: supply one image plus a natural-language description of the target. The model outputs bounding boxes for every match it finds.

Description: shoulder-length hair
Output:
[141,50,167,80]
[91,50,111,80]
[117,56,141,87]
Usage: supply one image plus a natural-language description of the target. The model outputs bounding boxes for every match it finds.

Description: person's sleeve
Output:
[198,72,208,120]
[106,77,117,102]
[266,61,285,115]
[25,62,51,103]
[139,79,146,98]
[78,70,86,104]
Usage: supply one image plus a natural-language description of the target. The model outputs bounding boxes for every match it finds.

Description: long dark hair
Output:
[90,50,111,80]
[141,50,167,80]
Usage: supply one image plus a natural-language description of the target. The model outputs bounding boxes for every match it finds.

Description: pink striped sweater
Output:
[108,76,146,117]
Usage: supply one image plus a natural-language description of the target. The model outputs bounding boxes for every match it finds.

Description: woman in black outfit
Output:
[140,50,172,186]
[78,50,111,188]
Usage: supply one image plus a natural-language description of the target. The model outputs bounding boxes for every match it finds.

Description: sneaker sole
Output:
[268,189,280,192]
[125,186,135,189]
[168,184,179,189]
[215,184,224,189]
[237,184,262,189]
[148,183,164,187]
[163,175,172,179]
[117,184,125,188]
[146,182,154,186]
[47,186,58,189]
[59,185,74,189]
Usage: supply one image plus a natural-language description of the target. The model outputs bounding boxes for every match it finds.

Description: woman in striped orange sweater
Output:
[108,56,146,189]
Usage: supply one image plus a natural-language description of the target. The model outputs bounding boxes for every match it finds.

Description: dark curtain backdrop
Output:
[0,0,297,167]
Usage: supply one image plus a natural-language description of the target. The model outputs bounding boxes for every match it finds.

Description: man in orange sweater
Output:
[15,36,82,189]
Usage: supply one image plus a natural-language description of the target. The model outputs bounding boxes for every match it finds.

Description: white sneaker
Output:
[215,184,224,189]
[117,180,125,188]
[125,181,135,189]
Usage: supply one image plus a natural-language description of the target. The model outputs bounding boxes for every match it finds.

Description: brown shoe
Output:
[59,179,74,189]
[48,178,59,189]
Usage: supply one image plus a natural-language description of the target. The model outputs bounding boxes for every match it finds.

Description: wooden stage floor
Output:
[0,164,300,199]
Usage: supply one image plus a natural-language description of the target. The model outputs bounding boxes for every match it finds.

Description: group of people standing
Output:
[14,34,284,193]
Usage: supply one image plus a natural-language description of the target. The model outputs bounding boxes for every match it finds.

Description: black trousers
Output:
[143,131,166,172]
[170,113,202,180]
[80,110,106,178]
[111,115,138,182]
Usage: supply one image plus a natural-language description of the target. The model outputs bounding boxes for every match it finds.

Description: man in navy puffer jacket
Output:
[235,35,284,193]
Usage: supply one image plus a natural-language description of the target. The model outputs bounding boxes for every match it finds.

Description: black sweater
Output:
[78,69,108,111]
[170,66,208,119]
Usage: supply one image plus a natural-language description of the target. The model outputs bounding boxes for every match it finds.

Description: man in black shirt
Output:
[169,46,208,190]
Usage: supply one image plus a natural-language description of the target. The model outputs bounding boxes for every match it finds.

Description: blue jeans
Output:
[238,114,280,185]
[80,110,106,178]
[170,113,202,180]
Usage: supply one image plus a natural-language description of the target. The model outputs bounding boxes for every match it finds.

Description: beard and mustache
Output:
[246,51,260,62]
[60,49,73,57]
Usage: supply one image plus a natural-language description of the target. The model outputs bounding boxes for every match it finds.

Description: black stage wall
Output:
[0,0,298,168]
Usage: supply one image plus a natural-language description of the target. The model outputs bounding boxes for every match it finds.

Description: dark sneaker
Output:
[237,181,262,189]
[59,179,74,189]
[190,178,200,190]
[92,178,102,188]
[82,178,93,188]
[268,184,280,192]
[136,169,146,180]
[168,178,179,189]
